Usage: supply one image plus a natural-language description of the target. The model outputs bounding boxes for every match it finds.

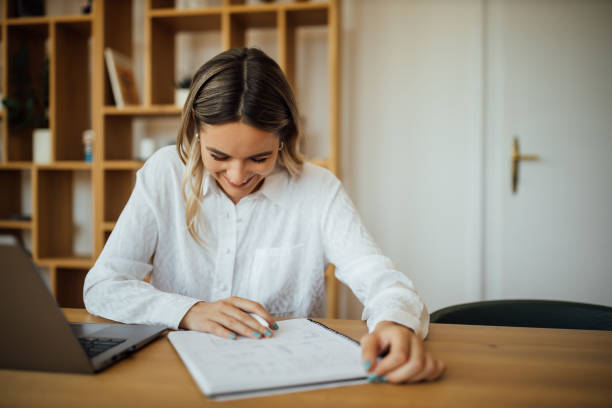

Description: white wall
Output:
[338,0,484,317]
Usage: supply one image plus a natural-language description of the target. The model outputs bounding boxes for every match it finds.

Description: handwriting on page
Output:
[175,319,364,385]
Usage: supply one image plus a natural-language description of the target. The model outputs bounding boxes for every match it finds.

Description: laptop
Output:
[0,235,166,374]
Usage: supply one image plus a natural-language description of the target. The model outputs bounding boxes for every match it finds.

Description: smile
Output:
[223,175,255,188]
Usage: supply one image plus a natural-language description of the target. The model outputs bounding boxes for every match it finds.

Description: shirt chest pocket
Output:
[248,244,304,316]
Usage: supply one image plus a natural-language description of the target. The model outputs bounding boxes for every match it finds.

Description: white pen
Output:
[249,313,279,331]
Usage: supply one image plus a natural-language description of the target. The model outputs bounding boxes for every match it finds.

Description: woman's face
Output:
[200,122,280,204]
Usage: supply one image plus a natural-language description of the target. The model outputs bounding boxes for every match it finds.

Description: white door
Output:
[485,0,612,306]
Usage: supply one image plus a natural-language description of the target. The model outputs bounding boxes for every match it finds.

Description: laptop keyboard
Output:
[78,337,127,358]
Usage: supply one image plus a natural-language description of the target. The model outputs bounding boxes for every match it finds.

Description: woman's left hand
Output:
[360,321,445,384]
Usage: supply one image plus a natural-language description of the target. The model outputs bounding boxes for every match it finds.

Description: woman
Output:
[84,48,444,384]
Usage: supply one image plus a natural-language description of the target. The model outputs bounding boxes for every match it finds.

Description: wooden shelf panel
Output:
[103,105,182,116]
[35,162,92,170]
[0,162,34,169]
[148,7,223,17]
[5,17,51,26]
[147,2,330,13]
[0,220,32,229]
[0,162,92,170]
[232,3,330,14]
[102,222,116,232]
[37,257,93,269]
[4,16,92,25]
[103,161,144,170]
[50,15,93,25]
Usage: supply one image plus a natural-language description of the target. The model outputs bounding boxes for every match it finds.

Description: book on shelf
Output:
[168,318,368,401]
[104,48,139,108]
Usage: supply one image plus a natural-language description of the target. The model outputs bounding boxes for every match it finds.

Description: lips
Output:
[223,175,255,188]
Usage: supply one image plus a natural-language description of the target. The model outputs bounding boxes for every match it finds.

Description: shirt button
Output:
[225,248,231,254]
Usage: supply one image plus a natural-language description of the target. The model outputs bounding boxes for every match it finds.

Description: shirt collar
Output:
[257,166,290,208]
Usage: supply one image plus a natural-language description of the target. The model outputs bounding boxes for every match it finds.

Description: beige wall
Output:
[338,0,484,318]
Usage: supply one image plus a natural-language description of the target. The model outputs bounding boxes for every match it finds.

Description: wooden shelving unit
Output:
[1,0,340,316]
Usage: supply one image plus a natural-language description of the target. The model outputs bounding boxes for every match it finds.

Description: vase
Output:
[33,128,51,163]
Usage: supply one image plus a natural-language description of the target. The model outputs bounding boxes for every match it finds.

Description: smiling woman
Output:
[83,48,444,385]
[200,122,280,204]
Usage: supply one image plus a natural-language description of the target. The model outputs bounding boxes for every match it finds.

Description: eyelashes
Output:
[210,154,269,163]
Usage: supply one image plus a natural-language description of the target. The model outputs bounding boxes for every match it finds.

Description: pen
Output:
[249,313,271,329]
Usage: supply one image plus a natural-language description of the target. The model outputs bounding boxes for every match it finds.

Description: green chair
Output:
[430,300,612,330]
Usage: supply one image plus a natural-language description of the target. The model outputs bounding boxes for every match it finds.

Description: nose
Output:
[225,160,250,184]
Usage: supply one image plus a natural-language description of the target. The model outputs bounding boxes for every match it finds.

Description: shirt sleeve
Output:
[319,175,429,339]
[83,160,200,329]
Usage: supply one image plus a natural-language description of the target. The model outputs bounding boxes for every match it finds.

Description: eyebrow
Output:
[206,147,274,158]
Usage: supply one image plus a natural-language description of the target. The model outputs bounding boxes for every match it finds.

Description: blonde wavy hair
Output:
[176,48,304,245]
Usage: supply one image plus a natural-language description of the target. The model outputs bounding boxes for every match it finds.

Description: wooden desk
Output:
[1,308,611,407]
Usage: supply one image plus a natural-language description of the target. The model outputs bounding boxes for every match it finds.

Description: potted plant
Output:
[175,75,192,108]
[2,47,50,163]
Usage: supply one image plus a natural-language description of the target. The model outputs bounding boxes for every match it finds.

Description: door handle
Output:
[512,137,540,194]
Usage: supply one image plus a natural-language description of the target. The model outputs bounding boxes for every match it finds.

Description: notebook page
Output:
[168,318,367,398]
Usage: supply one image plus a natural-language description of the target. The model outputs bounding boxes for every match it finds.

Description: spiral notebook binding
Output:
[307,319,360,346]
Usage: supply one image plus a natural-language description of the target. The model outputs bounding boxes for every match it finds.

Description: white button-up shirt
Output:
[84,146,429,337]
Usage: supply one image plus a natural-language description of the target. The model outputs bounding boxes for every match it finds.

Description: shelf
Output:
[0,220,32,230]
[102,222,116,232]
[4,15,92,25]
[35,162,92,170]
[37,257,93,269]
[103,105,182,116]
[50,15,93,25]
[5,17,51,26]
[0,162,34,169]
[103,161,144,170]
[147,1,331,14]
[148,6,223,17]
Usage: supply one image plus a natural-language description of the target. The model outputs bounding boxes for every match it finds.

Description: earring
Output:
[195,131,200,142]
[278,141,284,151]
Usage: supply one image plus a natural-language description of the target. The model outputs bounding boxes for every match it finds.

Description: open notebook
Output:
[168,318,368,400]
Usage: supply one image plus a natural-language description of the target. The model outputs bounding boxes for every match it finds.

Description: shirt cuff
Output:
[159,294,202,330]
[366,309,430,340]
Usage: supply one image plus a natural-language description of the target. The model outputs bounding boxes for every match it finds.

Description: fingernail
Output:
[367,373,379,383]
[264,330,272,337]
[253,331,262,338]
[229,333,236,340]
[272,322,279,330]
[363,360,371,371]
[380,376,387,383]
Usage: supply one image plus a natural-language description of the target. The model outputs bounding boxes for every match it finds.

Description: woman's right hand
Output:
[179,297,277,340]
